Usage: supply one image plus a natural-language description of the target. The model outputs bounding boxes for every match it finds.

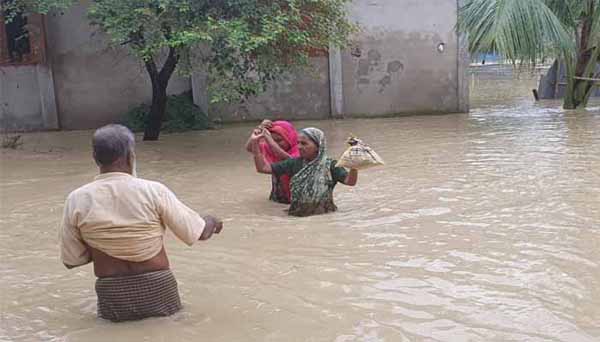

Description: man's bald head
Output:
[92,124,135,168]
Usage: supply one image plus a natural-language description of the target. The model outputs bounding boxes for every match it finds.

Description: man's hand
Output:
[200,215,224,240]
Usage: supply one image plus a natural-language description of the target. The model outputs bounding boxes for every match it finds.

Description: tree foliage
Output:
[86,0,354,103]
[1,0,75,19]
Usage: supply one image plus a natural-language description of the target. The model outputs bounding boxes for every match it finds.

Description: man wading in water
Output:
[59,124,223,322]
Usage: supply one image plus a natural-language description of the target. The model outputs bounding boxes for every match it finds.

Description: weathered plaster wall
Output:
[3,0,469,130]
[1,66,43,130]
[0,64,59,131]
[45,0,190,129]
[341,0,468,116]
[197,0,469,122]
[204,58,332,123]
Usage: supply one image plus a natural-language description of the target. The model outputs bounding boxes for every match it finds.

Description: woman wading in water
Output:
[246,120,300,203]
[251,127,358,217]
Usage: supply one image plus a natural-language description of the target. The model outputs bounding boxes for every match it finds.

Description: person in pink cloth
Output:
[246,119,300,203]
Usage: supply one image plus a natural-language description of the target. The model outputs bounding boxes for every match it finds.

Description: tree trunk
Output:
[563,60,598,110]
[143,47,179,141]
[563,1,598,109]
[144,77,169,141]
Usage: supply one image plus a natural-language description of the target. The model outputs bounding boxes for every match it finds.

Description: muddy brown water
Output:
[1,66,600,341]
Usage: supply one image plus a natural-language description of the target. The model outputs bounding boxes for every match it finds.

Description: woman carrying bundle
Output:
[250,127,358,217]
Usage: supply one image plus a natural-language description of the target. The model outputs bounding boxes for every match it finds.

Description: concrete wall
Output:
[1,66,42,130]
[45,0,190,129]
[202,58,332,123]
[195,0,469,122]
[2,0,468,131]
[340,0,468,116]
[0,64,59,131]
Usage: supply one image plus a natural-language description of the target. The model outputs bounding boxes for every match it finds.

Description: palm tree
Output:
[460,0,600,109]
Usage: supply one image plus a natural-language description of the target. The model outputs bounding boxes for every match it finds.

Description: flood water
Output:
[2,66,600,341]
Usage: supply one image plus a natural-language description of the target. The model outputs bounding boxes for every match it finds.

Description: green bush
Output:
[122,93,212,133]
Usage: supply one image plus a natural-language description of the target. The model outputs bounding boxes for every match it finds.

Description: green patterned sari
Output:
[288,128,344,217]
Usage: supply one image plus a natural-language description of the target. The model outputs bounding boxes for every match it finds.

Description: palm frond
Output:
[460,0,575,64]
[544,0,581,29]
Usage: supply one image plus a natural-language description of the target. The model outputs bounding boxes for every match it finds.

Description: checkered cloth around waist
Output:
[95,269,182,322]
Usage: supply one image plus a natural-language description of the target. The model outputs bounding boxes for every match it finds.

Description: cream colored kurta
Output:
[59,172,206,266]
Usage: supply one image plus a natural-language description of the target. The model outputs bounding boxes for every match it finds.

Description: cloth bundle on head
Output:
[289,128,337,216]
[260,121,300,163]
[337,137,385,170]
